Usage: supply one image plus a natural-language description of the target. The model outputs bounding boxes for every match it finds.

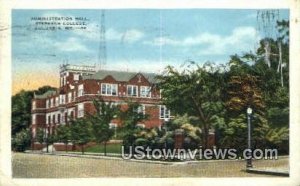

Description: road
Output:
[12,153,288,178]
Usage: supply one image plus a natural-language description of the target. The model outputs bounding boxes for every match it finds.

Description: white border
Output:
[0,0,299,186]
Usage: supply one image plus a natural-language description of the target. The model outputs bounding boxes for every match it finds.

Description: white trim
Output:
[140,86,151,98]
[101,83,118,96]
[127,85,138,97]
[32,114,36,125]
[159,105,170,119]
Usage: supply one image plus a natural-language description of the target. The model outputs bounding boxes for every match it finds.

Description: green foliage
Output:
[35,128,45,144]
[56,125,71,145]
[88,98,119,155]
[265,126,289,154]
[119,101,149,147]
[83,143,122,154]
[12,129,31,152]
[157,63,225,148]
[12,90,34,137]
[12,86,56,137]
[70,117,93,154]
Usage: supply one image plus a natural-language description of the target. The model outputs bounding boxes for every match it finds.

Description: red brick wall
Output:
[36,114,46,126]
[34,99,46,109]
[84,79,100,94]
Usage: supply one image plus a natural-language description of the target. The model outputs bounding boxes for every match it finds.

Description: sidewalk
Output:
[25,150,290,170]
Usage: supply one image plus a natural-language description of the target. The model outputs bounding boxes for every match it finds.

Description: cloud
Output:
[144,26,260,55]
[143,37,180,46]
[105,59,180,73]
[107,28,144,43]
[52,37,88,52]
[71,22,100,40]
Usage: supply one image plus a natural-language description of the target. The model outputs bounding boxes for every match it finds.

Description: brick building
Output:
[31,64,171,140]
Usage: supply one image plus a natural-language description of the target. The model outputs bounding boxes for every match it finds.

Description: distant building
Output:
[31,64,170,139]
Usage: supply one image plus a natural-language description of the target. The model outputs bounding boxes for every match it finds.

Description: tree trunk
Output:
[203,124,209,149]
[46,139,49,153]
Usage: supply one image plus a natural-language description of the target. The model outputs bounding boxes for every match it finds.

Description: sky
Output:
[12,9,289,94]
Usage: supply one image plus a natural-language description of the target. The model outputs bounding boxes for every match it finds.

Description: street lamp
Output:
[246,107,253,168]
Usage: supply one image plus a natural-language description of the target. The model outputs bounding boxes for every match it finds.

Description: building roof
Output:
[82,70,159,83]
[34,90,57,99]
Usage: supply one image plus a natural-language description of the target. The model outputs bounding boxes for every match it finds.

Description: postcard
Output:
[0,0,300,186]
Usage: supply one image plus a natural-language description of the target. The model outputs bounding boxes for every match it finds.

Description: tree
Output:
[70,117,92,154]
[119,101,148,150]
[56,125,71,152]
[12,86,57,137]
[223,74,269,150]
[12,129,31,152]
[35,128,45,151]
[157,62,225,148]
[88,98,119,156]
[12,90,33,137]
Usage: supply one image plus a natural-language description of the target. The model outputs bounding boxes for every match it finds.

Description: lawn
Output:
[12,152,288,178]
[83,143,122,154]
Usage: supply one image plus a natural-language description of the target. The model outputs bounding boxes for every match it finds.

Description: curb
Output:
[245,168,289,177]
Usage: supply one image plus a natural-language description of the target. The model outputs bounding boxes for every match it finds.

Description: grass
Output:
[12,152,289,178]
[82,143,122,154]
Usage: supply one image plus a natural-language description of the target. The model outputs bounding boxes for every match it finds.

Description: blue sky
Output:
[12,9,289,74]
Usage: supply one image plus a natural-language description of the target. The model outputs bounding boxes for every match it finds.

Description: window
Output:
[140,86,151,98]
[160,105,170,119]
[50,98,54,107]
[59,95,65,104]
[48,115,51,124]
[55,97,59,106]
[58,114,61,123]
[78,103,84,118]
[74,74,79,81]
[32,101,36,109]
[127,85,138,97]
[101,83,117,96]
[68,92,72,103]
[78,84,84,97]
[55,114,59,123]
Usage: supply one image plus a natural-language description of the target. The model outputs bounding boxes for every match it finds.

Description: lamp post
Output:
[246,107,253,168]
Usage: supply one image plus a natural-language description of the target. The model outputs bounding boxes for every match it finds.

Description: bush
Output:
[12,129,31,152]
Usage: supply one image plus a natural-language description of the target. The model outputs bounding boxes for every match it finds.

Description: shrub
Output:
[12,129,31,152]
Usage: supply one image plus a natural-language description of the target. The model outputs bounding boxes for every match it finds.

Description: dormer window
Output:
[140,86,151,98]
[127,85,138,97]
[101,83,117,96]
